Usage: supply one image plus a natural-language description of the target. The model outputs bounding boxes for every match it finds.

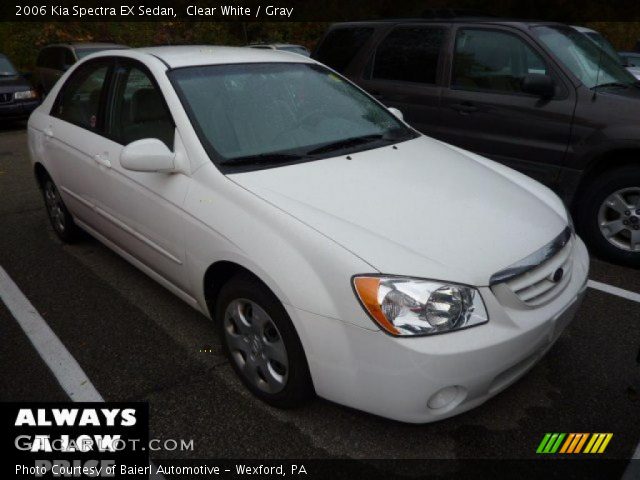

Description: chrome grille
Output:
[0,93,12,104]
[491,227,574,308]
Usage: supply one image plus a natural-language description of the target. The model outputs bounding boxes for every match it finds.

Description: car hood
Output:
[229,136,567,286]
[0,75,31,93]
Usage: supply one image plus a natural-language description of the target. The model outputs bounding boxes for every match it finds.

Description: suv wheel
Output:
[42,177,81,243]
[577,166,640,267]
[215,273,314,408]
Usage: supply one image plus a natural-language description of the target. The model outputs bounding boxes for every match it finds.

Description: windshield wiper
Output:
[592,82,630,90]
[305,134,388,156]
[219,152,305,167]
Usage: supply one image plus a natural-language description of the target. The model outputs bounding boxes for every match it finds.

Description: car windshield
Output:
[584,31,623,64]
[169,62,415,168]
[0,56,18,76]
[533,26,636,89]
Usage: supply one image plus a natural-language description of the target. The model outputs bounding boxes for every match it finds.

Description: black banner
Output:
[4,402,149,478]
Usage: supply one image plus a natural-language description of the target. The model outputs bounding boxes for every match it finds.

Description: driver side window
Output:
[107,63,174,149]
[453,29,548,93]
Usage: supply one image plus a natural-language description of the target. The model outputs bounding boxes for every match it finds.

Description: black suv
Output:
[314,19,640,267]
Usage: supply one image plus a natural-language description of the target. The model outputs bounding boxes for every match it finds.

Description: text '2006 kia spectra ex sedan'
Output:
[27,46,589,423]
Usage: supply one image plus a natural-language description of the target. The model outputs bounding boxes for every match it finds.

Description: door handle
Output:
[450,102,478,115]
[43,127,53,139]
[94,153,111,168]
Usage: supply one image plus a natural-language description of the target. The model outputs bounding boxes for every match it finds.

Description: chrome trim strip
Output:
[489,227,572,286]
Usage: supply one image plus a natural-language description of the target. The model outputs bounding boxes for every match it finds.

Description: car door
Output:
[45,58,113,227]
[90,58,190,291]
[356,24,448,136]
[438,25,576,186]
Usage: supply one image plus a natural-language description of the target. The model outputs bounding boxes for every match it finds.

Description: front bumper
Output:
[0,100,39,121]
[289,236,589,423]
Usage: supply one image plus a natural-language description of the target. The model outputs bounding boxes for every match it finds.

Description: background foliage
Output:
[0,20,639,71]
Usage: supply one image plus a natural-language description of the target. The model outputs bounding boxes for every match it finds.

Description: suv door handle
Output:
[450,102,478,115]
[94,153,111,168]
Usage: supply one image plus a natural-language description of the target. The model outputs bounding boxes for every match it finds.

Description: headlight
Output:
[353,276,488,336]
[14,90,38,101]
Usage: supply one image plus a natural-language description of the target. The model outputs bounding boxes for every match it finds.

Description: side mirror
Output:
[120,138,175,173]
[522,73,555,98]
[388,107,404,121]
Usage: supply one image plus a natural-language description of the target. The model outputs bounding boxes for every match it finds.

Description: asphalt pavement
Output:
[1,125,639,474]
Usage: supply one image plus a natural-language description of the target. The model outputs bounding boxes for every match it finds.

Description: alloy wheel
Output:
[44,181,66,234]
[598,187,640,252]
[223,298,289,394]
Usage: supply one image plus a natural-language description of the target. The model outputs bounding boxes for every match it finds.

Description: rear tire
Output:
[576,166,640,267]
[215,272,314,408]
[41,176,82,243]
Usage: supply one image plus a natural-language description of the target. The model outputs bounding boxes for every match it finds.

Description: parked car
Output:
[27,46,588,423]
[619,51,640,67]
[572,26,640,80]
[34,43,127,94]
[314,19,640,266]
[247,43,310,56]
[0,53,39,121]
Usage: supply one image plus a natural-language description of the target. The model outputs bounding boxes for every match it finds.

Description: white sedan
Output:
[27,46,589,423]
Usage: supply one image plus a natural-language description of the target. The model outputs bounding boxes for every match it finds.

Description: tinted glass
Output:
[76,47,125,59]
[314,27,373,72]
[107,64,174,148]
[453,29,548,93]
[533,26,636,88]
[0,56,18,75]
[54,62,109,130]
[372,26,445,84]
[170,63,413,166]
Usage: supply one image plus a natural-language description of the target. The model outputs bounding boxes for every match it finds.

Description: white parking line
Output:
[588,280,640,304]
[0,265,165,479]
[0,265,103,401]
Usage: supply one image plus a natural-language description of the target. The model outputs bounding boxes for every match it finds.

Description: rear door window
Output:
[53,60,111,131]
[371,26,446,84]
[314,27,374,73]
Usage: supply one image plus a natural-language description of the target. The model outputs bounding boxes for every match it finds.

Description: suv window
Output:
[107,63,174,149]
[53,61,110,130]
[453,29,548,93]
[314,27,374,73]
[63,48,75,69]
[371,26,445,84]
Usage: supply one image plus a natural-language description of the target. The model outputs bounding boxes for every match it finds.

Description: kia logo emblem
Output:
[552,268,564,282]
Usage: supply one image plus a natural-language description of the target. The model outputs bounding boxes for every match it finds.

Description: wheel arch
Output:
[202,260,284,323]
[573,148,640,208]
[33,162,50,189]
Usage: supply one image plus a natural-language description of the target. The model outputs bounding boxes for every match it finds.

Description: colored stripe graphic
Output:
[538,433,613,454]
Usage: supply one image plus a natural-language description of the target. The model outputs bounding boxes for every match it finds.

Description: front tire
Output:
[576,166,640,267]
[42,177,81,243]
[215,273,314,408]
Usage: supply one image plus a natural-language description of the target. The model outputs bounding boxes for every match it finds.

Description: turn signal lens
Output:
[353,276,488,336]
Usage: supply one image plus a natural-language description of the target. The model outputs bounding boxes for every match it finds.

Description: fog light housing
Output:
[427,386,465,410]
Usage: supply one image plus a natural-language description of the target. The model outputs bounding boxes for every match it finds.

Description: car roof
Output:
[135,45,316,68]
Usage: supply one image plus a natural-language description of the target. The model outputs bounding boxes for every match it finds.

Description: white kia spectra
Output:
[27,46,589,423]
